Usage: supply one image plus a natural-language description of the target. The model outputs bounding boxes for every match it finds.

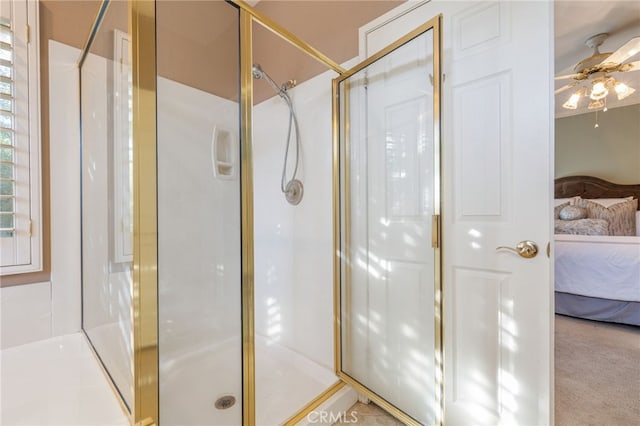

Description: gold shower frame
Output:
[79,1,442,425]
[78,1,158,424]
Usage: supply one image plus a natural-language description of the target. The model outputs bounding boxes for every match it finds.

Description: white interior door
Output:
[362,2,554,425]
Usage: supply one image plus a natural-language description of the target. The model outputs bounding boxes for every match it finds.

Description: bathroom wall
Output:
[555,104,640,184]
[0,41,81,349]
[157,77,241,354]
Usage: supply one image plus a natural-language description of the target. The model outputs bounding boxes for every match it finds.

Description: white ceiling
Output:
[554,1,640,118]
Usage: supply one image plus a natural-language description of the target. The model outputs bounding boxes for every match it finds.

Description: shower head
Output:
[251,63,287,99]
[252,64,264,80]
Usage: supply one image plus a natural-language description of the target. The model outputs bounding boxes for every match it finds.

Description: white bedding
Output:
[555,234,640,302]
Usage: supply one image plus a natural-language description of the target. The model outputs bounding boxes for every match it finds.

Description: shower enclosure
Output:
[78,1,442,424]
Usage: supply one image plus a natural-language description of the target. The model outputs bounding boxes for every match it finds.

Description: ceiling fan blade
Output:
[600,36,640,65]
[555,73,583,80]
[555,81,579,95]
[619,60,640,72]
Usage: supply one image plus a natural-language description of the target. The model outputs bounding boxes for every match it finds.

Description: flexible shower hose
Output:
[280,92,301,194]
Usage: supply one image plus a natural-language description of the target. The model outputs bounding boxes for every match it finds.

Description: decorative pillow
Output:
[579,196,634,208]
[554,218,609,236]
[559,205,587,221]
[554,202,569,220]
[574,198,638,236]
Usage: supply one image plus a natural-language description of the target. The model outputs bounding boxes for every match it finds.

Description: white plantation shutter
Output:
[0,0,41,274]
[0,15,16,239]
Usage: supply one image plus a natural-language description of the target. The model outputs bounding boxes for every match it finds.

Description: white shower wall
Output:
[157,76,242,353]
[253,65,349,370]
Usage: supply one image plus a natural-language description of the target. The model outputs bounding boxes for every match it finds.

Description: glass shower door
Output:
[335,17,442,425]
[80,0,133,412]
[156,2,242,425]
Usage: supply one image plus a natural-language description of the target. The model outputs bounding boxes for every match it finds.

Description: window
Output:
[0,0,41,275]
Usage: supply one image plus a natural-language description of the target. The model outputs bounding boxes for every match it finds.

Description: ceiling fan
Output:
[555,33,640,110]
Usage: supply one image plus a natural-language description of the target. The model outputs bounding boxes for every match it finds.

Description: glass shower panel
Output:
[339,28,438,424]
[252,20,340,424]
[156,2,242,425]
[80,0,133,411]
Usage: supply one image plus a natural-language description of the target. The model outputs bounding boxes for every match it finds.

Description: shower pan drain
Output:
[214,395,236,410]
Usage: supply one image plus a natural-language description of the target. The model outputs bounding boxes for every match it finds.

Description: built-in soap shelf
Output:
[211,125,237,180]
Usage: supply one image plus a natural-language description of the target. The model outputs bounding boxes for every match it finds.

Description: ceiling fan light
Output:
[562,92,581,109]
[590,81,608,100]
[614,82,636,100]
[588,99,604,110]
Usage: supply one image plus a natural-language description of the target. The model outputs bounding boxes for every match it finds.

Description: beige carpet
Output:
[555,314,640,426]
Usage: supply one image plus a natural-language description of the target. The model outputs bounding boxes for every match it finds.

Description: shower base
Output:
[160,335,354,425]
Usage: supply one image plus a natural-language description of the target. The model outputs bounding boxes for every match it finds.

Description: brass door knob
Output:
[496,240,539,258]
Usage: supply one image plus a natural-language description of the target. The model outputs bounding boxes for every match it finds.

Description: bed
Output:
[554,176,640,326]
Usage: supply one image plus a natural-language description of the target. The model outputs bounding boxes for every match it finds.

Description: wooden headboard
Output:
[555,176,640,210]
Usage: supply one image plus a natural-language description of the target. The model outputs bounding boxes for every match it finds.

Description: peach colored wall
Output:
[155,1,402,102]
[253,0,402,102]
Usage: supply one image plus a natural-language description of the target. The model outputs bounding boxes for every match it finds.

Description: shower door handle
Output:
[431,215,440,249]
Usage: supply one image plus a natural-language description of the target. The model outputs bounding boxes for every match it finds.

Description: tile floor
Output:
[0,333,129,426]
[335,402,404,425]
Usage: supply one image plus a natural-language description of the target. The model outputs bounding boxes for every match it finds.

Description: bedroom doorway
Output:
[553,2,640,424]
